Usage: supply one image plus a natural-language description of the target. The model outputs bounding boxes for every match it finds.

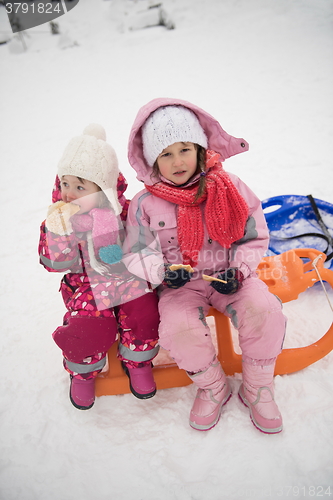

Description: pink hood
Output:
[128,97,249,186]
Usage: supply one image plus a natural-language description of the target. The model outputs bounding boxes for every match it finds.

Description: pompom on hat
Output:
[142,105,208,167]
[57,123,122,215]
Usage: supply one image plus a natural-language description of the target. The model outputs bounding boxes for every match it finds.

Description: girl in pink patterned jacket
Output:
[124,98,286,433]
[38,124,159,410]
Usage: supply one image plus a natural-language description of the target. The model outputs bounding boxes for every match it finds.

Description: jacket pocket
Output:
[149,213,178,252]
[149,212,177,231]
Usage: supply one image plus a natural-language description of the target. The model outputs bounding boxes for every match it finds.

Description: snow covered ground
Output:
[1,1,333,499]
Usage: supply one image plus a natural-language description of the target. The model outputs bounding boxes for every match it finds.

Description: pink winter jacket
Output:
[123,98,269,283]
[38,174,134,315]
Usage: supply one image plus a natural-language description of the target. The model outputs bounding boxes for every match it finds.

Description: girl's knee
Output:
[53,315,118,363]
[118,293,160,340]
[159,324,216,372]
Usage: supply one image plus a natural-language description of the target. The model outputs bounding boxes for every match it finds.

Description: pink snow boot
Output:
[122,362,156,399]
[69,376,95,410]
[238,361,283,434]
[188,359,232,431]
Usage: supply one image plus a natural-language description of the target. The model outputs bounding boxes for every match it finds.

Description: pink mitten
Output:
[90,208,120,250]
[70,213,93,233]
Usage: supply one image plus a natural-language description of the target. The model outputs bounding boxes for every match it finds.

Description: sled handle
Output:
[221,248,333,376]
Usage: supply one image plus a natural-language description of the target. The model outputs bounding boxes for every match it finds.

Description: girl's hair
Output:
[151,144,207,202]
[151,160,162,182]
[194,145,206,201]
[77,176,99,188]
[60,175,101,190]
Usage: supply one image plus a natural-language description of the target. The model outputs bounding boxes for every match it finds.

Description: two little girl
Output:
[40,100,286,434]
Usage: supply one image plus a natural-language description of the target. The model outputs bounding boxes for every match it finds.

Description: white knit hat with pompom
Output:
[142,105,208,167]
[57,123,122,215]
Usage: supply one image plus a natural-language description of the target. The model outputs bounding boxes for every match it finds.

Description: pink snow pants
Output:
[158,276,286,373]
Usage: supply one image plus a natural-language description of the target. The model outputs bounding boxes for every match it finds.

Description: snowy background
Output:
[1,0,333,499]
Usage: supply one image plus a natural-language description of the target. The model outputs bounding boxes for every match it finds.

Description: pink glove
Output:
[70,214,93,233]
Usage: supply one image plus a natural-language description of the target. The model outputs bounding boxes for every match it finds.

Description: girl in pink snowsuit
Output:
[124,99,286,433]
[39,124,159,410]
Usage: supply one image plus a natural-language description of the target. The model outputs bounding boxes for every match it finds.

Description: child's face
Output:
[156,142,198,185]
[60,175,101,214]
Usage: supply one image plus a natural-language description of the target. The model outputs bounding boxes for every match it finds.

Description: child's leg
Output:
[158,282,216,373]
[54,314,118,364]
[53,312,118,409]
[117,292,160,367]
[211,276,286,433]
[116,292,160,399]
[158,282,230,429]
[211,277,286,361]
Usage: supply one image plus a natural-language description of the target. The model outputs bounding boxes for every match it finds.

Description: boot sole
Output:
[238,385,283,434]
[189,389,232,431]
[69,377,95,410]
[129,385,157,400]
[70,393,94,410]
[122,362,157,400]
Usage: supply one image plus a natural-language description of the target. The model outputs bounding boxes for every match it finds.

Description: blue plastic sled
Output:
[261,194,333,269]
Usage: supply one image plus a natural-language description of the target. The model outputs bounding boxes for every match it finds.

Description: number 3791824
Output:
[5,3,62,15]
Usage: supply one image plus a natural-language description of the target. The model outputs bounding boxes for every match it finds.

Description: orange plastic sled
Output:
[95,248,333,397]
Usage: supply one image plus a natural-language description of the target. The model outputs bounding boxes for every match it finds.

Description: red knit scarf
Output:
[145,150,249,267]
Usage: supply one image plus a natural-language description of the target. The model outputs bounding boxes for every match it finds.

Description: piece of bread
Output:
[202,274,227,284]
[47,201,80,217]
[169,264,194,273]
[46,201,80,235]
